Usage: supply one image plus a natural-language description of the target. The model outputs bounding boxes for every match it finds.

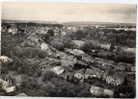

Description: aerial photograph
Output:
[0,2,136,98]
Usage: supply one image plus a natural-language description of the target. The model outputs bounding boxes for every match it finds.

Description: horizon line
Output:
[2,19,136,24]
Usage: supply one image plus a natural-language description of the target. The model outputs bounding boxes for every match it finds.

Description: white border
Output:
[0,0,137,4]
[0,0,138,99]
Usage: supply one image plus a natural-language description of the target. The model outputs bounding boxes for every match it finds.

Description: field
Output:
[0,21,136,97]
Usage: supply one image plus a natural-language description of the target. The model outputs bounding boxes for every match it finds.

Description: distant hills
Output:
[2,19,59,24]
[63,21,136,26]
[2,19,136,26]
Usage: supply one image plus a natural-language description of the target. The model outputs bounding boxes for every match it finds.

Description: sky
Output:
[1,2,137,23]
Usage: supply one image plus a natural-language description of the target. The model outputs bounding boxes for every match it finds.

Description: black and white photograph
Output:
[0,1,137,98]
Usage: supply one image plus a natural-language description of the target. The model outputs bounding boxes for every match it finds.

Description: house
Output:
[90,85,114,97]
[50,66,64,75]
[90,85,104,96]
[7,24,18,35]
[0,78,16,93]
[72,40,85,49]
[104,72,126,86]
[85,68,104,79]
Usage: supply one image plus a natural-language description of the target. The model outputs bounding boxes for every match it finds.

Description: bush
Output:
[76,83,91,97]
[21,77,43,96]
[42,71,57,82]
[69,30,86,40]
[13,46,48,58]
[81,40,101,52]
[50,37,64,50]
[50,78,76,97]
[50,36,74,50]
[62,36,74,49]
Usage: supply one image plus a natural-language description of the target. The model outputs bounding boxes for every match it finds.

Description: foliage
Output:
[1,23,135,97]
[42,71,58,82]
